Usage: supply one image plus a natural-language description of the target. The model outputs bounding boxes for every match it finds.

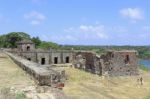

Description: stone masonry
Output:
[9,40,139,77]
[73,50,139,76]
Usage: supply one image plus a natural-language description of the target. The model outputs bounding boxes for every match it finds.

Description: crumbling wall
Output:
[18,43,35,51]
[8,50,73,65]
[74,50,139,76]
[73,51,101,74]
[6,52,65,86]
[20,52,37,62]
[37,52,50,65]
[62,52,73,63]
[51,52,62,64]
[101,51,139,76]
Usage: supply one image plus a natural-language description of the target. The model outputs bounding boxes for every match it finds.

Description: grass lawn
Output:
[63,67,150,99]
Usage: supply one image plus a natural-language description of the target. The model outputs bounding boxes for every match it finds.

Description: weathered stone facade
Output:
[17,40,35,51]
[12,41,73,65]
[74,50,139,76]
[6,52,66,86]
[9,40,139,77]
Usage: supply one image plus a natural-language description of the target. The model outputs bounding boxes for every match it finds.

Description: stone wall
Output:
[102,51,139,76]
[73,50,139,76]
[37,52,50,65]
[20,52,37,62]
[17,43,35,51]
[73,51,99,74]
[6,52,65,86]
[8,50,73,65]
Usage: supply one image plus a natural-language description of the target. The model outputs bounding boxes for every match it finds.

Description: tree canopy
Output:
[0,32,30,48]
[0,32,60,49]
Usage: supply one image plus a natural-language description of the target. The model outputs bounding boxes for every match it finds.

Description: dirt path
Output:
[0,52,34,89]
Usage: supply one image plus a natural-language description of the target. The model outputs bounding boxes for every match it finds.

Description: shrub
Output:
[15,91,26,99]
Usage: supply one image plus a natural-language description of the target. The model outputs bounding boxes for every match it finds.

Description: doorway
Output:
[27,58,31,61]
[27,46,30,51]
[65,56,69,63]
[41,58,45,65]
[54,57,58,64]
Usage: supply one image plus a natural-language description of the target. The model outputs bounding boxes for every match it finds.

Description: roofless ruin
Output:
[6,40,139,87]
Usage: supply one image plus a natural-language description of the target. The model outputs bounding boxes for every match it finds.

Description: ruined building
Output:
[9,40,139,77]
[16,40,73,65]
[74,50,139,76]
[7,40,72,87]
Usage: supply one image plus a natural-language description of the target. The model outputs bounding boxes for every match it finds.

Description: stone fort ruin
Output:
[6,40,139,86]
[16,40,73,65]
[74,50,139,76]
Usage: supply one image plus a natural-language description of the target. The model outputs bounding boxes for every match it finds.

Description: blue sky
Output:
[0,0,150,45]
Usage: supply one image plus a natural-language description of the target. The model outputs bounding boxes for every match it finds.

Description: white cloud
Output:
[30,20,40,25]
[79,25,105,33]
[97,33,108,39]
[79,25,108,39]
[24,11,46,25]
[64,24,108,39]
[79,25,89,31]
[120,8,144,22]
[41,34,78,44]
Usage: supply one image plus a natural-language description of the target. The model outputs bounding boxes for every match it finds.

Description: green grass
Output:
[15,91,26,99]
[143,95,150,99]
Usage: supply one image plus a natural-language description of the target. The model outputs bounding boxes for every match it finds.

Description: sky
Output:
[0,0,150,45]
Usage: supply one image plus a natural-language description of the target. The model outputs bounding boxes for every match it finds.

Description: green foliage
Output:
[15,91,26,99]
[0,32,31,48]
[38,41,60,49]
[0,32,60,50]
[31,36,41,48]
[139,64,150,71]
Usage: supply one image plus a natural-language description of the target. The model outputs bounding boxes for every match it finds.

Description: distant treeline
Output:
[0,32,150,59]
[61,45,150,59]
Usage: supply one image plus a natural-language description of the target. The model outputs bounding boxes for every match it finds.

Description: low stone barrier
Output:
[6,52,64,86]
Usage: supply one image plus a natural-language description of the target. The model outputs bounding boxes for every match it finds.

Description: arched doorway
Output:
[26,46,30,51]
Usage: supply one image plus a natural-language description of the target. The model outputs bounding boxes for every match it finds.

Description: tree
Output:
[38,41,60,49]
[6,32,31,48]
[0,32,31,48]
[31,36,41,48]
